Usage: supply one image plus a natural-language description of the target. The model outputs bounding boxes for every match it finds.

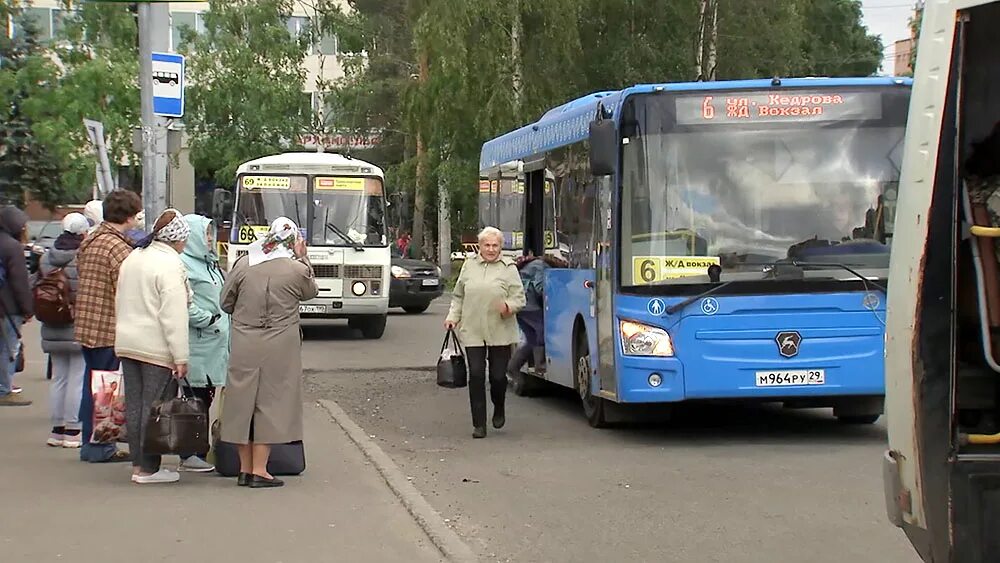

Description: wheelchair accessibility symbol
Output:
[647,298,665,316]
[701,297,720,316]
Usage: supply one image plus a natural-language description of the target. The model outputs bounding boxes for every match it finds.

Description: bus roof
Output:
[479,76,913,172]
[236,152,385,177]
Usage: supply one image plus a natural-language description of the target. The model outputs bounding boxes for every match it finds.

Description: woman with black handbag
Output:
[114,209,192,485]
[445,227,526,439]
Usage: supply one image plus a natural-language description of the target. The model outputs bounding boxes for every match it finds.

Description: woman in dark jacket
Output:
[37,213,89,448]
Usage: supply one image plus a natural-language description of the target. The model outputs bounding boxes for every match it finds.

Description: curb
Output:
[317,399,478,563]
[305,366,436,375]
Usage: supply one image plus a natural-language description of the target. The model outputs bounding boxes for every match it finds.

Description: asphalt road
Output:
[303,297,920,563]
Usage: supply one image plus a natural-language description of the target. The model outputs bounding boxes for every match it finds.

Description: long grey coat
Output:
[218,255,318,445]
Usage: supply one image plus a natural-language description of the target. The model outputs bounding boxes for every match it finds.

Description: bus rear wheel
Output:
[575,332,607,428]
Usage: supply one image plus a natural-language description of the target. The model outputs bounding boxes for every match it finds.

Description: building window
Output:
[11,7,55,41]
[171,11,198,51]
[318,32,337,55]
[287,16,309,39]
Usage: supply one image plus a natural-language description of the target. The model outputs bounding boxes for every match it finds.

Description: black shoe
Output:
[249,474,284,488]
[472,426,487,439]
[492,411,505,429]
[237,472,251,486]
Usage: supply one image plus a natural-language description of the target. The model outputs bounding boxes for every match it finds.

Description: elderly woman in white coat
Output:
[219,217,318,488]
[445,227,526,439]
[115,209,191,485]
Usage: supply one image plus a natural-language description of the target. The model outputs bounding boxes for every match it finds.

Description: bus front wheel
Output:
[575,332,607,428]
[351,314,387,339]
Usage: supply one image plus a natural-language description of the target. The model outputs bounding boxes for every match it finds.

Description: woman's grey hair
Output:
[477,226,504,244]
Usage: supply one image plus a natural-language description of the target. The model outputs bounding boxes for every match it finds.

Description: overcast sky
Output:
[860,0,919,73]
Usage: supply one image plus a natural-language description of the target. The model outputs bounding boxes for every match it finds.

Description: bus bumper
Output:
[298,296,388,323]
[615,356,884,404]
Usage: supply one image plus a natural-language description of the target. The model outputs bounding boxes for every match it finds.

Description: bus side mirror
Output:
[589,120,617,177]
[212,188,233,222]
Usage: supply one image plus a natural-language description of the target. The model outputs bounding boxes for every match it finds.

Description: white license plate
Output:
[299,305,326,314]
[422,278,439,286]
[754,369,825,387]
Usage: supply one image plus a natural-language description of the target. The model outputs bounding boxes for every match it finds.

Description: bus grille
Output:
[344,265,382,279]
[313,264,341,278]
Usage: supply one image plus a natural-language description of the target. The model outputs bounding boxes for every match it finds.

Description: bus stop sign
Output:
[151,52,184,118]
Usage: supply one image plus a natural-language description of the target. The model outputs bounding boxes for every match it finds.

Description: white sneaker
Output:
[61,433,82,448]
[134,469,180,484]
[179,456,215,473]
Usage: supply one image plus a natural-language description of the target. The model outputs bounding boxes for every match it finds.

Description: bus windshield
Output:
[234,174,386,247]
[310,176,386,247]
[620,86,909,287]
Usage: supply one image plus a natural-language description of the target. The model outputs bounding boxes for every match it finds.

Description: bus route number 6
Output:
[640,258,659,283]
[702,96,715,120]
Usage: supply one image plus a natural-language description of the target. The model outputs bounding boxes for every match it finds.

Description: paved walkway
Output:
[1,322,444,563]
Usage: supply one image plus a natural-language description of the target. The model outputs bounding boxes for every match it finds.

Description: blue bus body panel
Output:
[543,269,597,391]
[613,292,886,403]
[479,76,912,172]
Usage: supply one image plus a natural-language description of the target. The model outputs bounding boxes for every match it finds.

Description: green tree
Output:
[799,0,883,77]
[0,1,65,208]
[183,0,311,185]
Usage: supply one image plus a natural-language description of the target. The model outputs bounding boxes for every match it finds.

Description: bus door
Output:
[594,175,616,395]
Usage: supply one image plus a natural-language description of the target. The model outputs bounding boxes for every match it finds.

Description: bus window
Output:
[311,177,387,247]
[235,175,309,243]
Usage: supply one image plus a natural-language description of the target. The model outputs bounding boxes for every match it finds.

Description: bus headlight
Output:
[390,265,410,278]
[351,281,367,296]
[620,320,674,356]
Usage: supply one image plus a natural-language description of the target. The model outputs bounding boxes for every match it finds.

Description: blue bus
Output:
[482,76,911,427]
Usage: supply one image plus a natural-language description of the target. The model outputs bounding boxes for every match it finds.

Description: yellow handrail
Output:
[960,433,1000,445]
[970,225,1000,238]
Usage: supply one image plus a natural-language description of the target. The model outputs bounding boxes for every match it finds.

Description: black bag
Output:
[436,329,468,389]
[143,379,210,455]
[213,440,306,477]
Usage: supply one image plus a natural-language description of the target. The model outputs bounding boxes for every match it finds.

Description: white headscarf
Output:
[83,200,103,226]
[62,213,90,236]
[247,216,300,267]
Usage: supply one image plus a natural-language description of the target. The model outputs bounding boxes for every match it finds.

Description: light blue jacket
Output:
[180,214,230,388]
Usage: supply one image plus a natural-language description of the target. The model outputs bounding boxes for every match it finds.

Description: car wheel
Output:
[403,304,429,314]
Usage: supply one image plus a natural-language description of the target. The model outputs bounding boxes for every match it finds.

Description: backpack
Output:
[33,267,74,325]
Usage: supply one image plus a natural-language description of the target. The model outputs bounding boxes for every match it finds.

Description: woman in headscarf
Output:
[114,209,192,484]
[37,213,90,448]
[219,217,318,488]
[175,213,229,473]
[83,200,103,234]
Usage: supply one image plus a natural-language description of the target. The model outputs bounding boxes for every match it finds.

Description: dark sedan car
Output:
[389,248,443,314]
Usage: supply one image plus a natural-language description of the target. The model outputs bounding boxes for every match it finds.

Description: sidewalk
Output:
[1,323,444,563]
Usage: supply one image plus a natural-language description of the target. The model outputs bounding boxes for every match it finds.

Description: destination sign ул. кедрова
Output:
[675,90,883,125]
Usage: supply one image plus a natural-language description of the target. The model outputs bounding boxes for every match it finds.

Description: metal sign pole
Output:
[137,2,171,231]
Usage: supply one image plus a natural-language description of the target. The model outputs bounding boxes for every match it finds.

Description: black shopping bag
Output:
[143,379,209,455]
[437,329,468,389]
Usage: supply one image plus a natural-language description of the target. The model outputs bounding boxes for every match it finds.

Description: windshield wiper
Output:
[787,260,886,292]
[325,222,364,251]
[665,280,734,315]
[662,260,884,317]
